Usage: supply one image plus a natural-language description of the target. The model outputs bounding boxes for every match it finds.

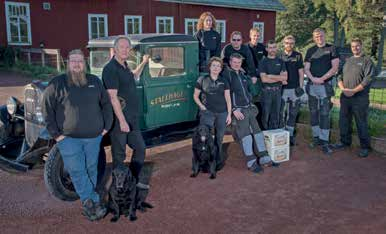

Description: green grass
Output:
[298,105,386,138]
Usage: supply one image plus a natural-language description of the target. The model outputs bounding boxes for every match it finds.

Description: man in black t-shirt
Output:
[304,28,339,155]
[333,38,375,158]
[102,36,149,181]
[260,40,287,130]
[247,27,267,127]
[279,35,304,145]
[221,31,257,80]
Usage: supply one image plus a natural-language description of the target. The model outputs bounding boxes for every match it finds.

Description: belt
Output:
[263,86,281,91]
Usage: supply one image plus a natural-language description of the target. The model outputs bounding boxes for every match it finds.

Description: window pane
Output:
[10,18,19,42]
[91,19,98,38]
[159,20,165,33]
[134,20,139,34]
[99,19,105,37]
[19,20,28,42]
[149,47,184,78]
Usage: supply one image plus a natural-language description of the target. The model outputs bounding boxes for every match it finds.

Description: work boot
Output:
[332,142,350,150]
[358,148,369,158]
[94,202,107,220]
[290,136,295,146]
[309,137,320,148]
[249,160,263,174]
[321,143,333,155]
[82,199,97,221]
[258,151,272,167]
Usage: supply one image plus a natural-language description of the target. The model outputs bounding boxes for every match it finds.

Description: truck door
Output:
[142,44,198,129]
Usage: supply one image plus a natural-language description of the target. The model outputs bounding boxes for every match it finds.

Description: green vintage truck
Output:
[0,34,201,201]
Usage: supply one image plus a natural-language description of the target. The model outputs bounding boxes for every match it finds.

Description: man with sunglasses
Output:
[221,31,257,82]
[279,35,304,146]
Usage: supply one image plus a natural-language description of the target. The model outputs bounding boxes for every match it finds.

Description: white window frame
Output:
[253,22,264,43]
[5,1,32,45]
[156,16,174,33]
[184,18,198,36]
[88,14,108,39]
[124,15,142,35]
[216,20,226,43]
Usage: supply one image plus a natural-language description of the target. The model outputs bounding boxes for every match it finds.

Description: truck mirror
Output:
[152,55,162,63]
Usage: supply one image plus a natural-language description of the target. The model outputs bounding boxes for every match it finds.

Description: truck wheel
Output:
[44,145,79,201]
[44,144,107,202]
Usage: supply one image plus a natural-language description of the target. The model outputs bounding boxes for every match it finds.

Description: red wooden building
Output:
[0,0,285,57]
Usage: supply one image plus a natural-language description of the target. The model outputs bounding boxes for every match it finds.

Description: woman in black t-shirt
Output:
[193,57,232,169]
[195,12,222,72]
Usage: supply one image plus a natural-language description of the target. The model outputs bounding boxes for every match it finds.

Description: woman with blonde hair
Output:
[195,12,222,72]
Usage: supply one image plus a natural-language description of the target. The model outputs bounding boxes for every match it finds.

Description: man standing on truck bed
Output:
[304,28,339,155]
[102,36,149,182]
[42,49,113,221]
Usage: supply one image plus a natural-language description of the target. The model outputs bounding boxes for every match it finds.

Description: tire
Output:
[44,145,79,201]
[43,144,107,202]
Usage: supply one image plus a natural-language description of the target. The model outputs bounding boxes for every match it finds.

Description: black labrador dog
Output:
[107,165,137,222]
[191,124,217,179]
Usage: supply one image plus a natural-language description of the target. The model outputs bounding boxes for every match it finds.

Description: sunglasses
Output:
[232,38,241,42]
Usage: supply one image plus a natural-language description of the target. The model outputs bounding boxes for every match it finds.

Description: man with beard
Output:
[333,38,375,157]
[227,53,272,173]
[304,28,339,155]
[260,40,287,130]
[102,36,149,182]
[42,49,113,221]
[279,35,304,145]
[221,31,257,80]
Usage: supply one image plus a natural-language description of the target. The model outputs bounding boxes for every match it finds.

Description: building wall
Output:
[1,0,277,57]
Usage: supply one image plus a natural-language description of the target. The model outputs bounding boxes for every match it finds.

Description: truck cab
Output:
[88,34,200,131]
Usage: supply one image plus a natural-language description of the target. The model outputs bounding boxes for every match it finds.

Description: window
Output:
[216,20,226,43]
[125,15,142,34]
[88,14,108,39]
[185,18,198,36]
[148,47,184,78]
[253,22,264,43]
[156,17,174,33]
[5,1,32,45]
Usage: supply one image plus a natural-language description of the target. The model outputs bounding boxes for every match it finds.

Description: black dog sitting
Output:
[191,124,217,179]
[107,165,137,222]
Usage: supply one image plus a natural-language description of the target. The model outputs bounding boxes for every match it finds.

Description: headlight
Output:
[6,97,17,115]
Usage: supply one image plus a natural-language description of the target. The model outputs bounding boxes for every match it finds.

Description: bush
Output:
[0,46,16,67]
[5,61,59,81]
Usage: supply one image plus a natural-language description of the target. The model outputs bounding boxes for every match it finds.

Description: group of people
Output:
[41,11,375,221]
[193,12,375,174]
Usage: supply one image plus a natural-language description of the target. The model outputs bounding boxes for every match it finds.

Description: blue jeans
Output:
[57,135,102,203]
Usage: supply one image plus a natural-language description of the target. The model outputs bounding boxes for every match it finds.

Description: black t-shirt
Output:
[280,51,304,89]
[259,57,286,87]
[305,43,339,79]
[247,42,267,74]
[195,29,221,62]
[339,55,375,96]
[102,57,139,120]
[195,75,230,113]
[221,44,257,77]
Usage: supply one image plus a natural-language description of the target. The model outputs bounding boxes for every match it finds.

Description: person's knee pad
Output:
[241,135,253,156]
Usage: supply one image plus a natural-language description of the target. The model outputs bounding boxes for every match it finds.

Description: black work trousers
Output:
[339,94,370,149]
[110,117,146,181]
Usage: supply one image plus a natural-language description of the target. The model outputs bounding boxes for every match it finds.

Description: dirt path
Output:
[1,72,386,233]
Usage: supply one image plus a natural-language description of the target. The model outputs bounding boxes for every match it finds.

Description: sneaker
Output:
[358,148,369,158]
[309,137,320,148]
[94,202,107,220]
[332,142,349,150]
[249,161,263,174]
[82,199,97,221]
[321,144,333,155]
